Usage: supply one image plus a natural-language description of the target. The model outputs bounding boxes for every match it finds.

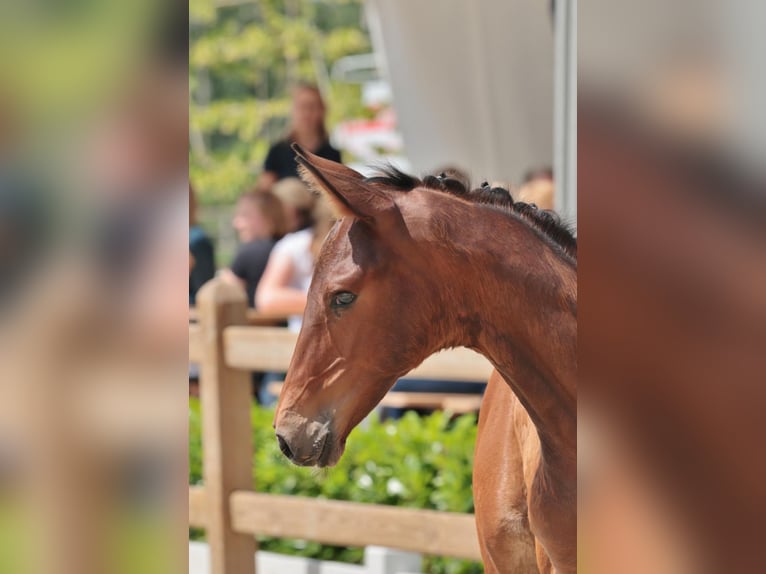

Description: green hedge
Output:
[189,399,483,574]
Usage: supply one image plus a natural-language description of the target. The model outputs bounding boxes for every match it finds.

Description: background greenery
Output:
[189,399,484,574]
[190,0,373,206]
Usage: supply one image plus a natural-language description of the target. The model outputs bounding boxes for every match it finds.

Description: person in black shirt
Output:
[219,191,287,306]
[258,83,341,191]
[189,185,215,304]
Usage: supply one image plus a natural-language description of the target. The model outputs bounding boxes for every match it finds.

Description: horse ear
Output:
[292,143,393,222]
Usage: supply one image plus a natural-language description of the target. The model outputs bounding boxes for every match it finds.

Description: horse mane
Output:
[365,165,577,261]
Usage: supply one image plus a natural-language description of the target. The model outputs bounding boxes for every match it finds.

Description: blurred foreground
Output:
[0,1,188,573]
[579,1,766,572]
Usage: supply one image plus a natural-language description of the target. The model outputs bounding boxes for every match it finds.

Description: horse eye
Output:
[331,291,356,308]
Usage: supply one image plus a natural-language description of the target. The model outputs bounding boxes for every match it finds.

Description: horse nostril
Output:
[276,433,294,460]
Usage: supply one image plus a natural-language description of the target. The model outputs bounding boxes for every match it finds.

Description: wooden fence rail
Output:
[189,278,488,573]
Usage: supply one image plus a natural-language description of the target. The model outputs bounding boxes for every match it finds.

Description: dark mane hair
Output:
[364,165,577,261]
[365,165,421,192]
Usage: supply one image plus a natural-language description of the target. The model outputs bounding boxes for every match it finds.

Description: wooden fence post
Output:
[197,279,256,574]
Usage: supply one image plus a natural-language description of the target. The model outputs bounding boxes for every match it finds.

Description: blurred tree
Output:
[190,0,371,204]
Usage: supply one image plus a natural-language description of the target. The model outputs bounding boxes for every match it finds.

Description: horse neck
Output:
[427,204,577,465]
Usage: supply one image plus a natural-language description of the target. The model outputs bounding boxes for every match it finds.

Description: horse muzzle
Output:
[274,410,338,467]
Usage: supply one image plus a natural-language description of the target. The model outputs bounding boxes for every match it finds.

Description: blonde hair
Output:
[272,177,315,211]
[311,196,338,258]
[239,191,288,240]
[272,177,316,231]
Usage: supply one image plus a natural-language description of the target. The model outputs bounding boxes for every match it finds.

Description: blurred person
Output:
[255,197,335,329]
[271,176,316,233]
[518,165,555,210]
[0,1,192,572]
[254,198,335,405]
[0,92,50,312]
[257,83,341,191]
[219,191,287,307]
[188,185,215,305]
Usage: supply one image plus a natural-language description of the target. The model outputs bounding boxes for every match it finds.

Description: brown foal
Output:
[273,145,576,573]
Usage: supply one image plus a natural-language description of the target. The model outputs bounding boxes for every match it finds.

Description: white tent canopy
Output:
[366,0,555,186]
